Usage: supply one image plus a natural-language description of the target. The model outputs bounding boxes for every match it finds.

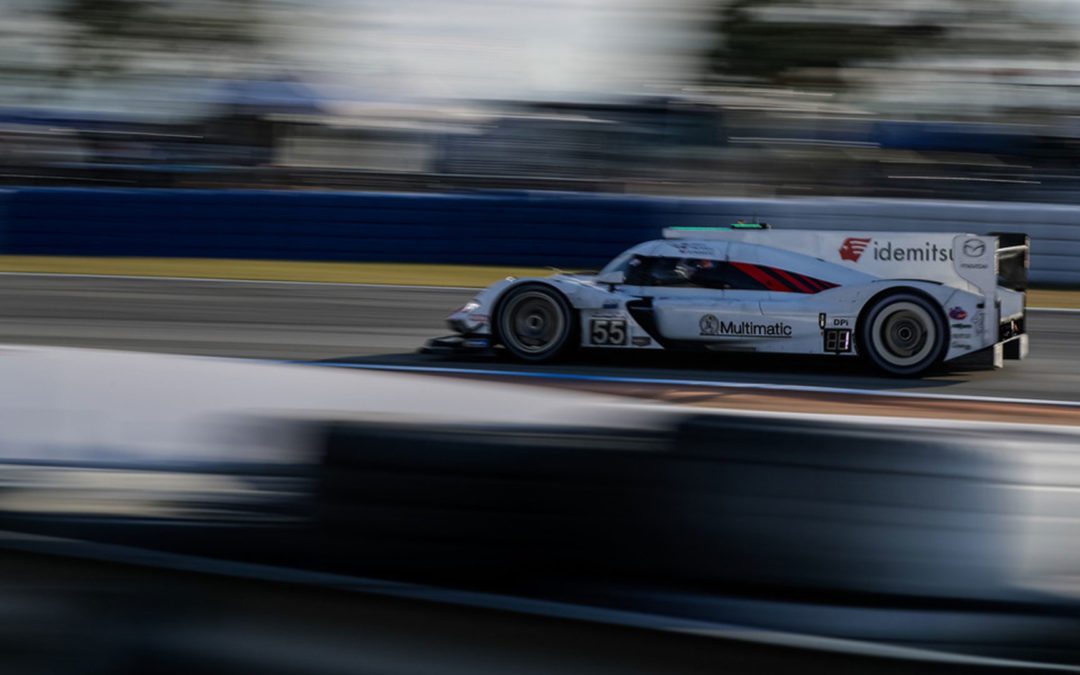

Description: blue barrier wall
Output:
[1,188,1077,283]
[1,188,698,268]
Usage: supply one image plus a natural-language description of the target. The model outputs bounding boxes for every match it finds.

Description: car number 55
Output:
[590,318,628,346]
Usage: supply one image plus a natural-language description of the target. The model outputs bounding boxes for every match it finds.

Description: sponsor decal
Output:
[951,322,973,329]
[602,300,619,309]
[700,314,720,335]
[951,342,973,350]
[959,238,990,270]
[632,336,652,347]
[673,242,714,256]
[948,307,968,320]
[818,313,827,329]
[700,314,793,338]
[841,237,955,264]
[873,241,953,263]
[952,332,973,339]
[963,238,986,257]
[839,237,872,262]
[832,318,850,327]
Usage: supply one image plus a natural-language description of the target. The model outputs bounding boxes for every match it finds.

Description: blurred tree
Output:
[56,0,262,78]
[705,1,942,88]
[705,0,1076,90]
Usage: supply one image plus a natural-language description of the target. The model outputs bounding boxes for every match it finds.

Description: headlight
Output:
[462,301,481,312]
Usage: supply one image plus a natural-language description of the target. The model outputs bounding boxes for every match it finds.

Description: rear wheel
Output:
[858,293,947,377]
[495,285,577,363]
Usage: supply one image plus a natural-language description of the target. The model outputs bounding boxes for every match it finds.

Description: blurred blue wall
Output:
[1,188,683,268]
[1,188,1075,283]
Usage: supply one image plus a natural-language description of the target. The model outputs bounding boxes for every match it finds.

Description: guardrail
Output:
[2,188,1076,284]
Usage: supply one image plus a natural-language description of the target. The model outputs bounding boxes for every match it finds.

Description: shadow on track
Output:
[314,348,975,393]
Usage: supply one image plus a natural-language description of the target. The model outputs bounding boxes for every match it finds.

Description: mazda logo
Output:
[963,239,986,257]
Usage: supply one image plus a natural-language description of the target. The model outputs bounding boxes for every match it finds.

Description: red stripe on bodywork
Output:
[799,274,831,292]
[809,275,839,290]
[730,262,839,293]
[772,267,815,293]
[732,262,790,292]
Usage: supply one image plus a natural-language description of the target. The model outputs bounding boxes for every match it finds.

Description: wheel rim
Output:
[870,301,937,368]
[501,291,566,355]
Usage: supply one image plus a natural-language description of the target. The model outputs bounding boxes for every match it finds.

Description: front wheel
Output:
[495,285,577,363]
[858,293,948,377]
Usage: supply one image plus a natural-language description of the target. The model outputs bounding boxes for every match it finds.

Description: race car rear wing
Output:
[993,232,1029,292]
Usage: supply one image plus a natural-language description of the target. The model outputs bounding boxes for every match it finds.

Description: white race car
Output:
[426,224,1029,376]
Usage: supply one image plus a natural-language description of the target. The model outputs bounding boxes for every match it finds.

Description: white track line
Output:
[310,362,1080,409]
[619,401,1080,435]
[1033,307,1080,314]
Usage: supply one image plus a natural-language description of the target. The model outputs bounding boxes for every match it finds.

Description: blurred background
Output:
[5,3,1080,674]
[3,0,1080,200]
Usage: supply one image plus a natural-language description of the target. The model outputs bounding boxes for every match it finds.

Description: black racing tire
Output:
[858,292,948,377]
[494,284,577,363]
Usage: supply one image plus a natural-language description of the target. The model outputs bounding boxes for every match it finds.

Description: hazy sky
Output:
[0,0,711,115]
[3,0,1080,112]
[281,0,711,100]
[279,0,1080,101]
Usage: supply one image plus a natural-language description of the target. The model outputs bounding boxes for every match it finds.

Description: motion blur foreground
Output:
[4,1,1080,674]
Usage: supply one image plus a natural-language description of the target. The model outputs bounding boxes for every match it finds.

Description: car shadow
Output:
[313,348,975,393]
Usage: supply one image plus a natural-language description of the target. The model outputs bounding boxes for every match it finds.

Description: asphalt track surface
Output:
[1,274,1078,403]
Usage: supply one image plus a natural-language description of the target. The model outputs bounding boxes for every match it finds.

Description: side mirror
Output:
[595,270,625,285]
